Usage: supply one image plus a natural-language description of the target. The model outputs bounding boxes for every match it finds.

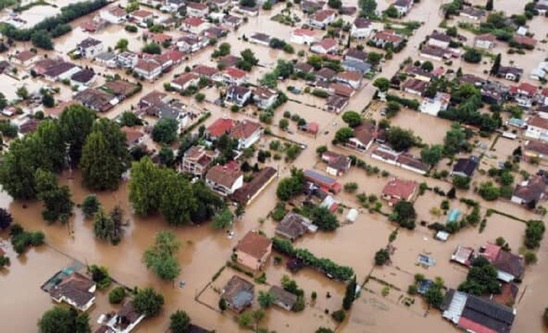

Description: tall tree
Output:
[93,208,116,242]
[212,208,234,229]
[129,157,163,216]
[81,194,101,219]
[143,231,181,281]
[0,136,43,199]
[35,120,67,172]
[490,53,501,76]
[342,275,357,310]
[170,310,191,333]
[38,307,90,333]
[35,169,74,223]
[358,0,377,18]
[152,118,178,144]
[59,105,95,167]
[80,119,129,190]
[159,169,196,226]
[133,288,165,317]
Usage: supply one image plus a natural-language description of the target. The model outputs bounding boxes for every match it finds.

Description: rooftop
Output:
[235,230,272,260]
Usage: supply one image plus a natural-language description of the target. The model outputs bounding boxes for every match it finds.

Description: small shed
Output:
[346,209,358,223]
[417,254,436,266]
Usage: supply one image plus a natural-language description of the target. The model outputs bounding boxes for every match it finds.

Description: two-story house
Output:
[180,145,218,177]
[205,163,244,196]
[226,85,252,107]
[253,87,278,109]
[351,17,372,39]
[233,231,272,271]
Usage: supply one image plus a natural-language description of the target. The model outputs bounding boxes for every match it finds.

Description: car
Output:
[380,109,387,116]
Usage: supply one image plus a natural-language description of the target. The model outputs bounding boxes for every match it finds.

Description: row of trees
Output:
[129,157,225,226]
[143,231,181,281]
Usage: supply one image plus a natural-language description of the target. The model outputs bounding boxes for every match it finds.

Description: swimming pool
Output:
[447,208,461,224]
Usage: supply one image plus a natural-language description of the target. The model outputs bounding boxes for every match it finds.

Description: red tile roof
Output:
[235,231,272,260]
[293,28,316,37]
[206,164,242,188]
[312,9,336,22]
[230,121,261,140]
[224,67,246,79]
[382,178,417,204]
[184,17,205,27]
[208,117,234,137]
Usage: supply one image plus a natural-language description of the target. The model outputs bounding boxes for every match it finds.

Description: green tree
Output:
[38,306,90,333]
[82,194,100,219]
[328,0,342,9]
[342,275,357,310]
[384,5,399,18]
[452,175,471,189]
[478,182,500,201]
[490,53,501,76]
[335,127,354,144]
[424,281,444,308]
[0,208,13,230]
[142,43,161,54]
[385,101,401,118]
[212,207,234,229]
[0,92,6,109]
[31,30,53,50]
[35,120,67,172]
[133,287,165,317]
[42,92,55,107]
[258,291,275,308]
[374,248,390,265]
[212,42,231,58]
[373,77,390,92]
[240,0,256,7]
[421,61,434,72]
[390,200,416,229]
[119,111,142,127]
[237,48,259,71]
[358,0,377,18]
[499,171,514,186]
[170,310,191,333]
[342,111,362,128]
[115,38,129,52]
[463,48,482,63]
[310,206,339,231]
[93,209,119,244]
[421,145,444,165]
[80,119,129,191]
[159,146,174,166]
[524,220,545,249]
[16,86,29,100]
[316,328,334,333]
[159,169,196,225]
[276,169,305,201]
[60,105,96,167]
[143,231,181,281]
[35,169,74,223]
[367,52,383,65]
[152,118,178,144]
[108,286,126,304]
[458,257,500,295]
[443,124,466,156]
[387,127,418,151]
[259,72,277,89]
[129,157,163,216]
[279,118,289,130]
[190,181,225,223]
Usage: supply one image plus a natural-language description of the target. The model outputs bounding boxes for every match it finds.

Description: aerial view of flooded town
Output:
[1,0,548,332]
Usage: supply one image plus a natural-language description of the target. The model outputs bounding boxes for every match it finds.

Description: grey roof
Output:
[342,60,371,74]
[71,69,95,83]
[96,52,116,61]
[462,295,515,333]
[157,102,184,120]
[78,37,102,49]
[452,156,479,177]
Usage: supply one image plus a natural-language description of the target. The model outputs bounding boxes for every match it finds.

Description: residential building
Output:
[311,38,338,54]
[474,33,496,49]
[233,231,272,271]
[249,32,271,46]
[335,71,362,89]
[269,286,298,311]
[226,85,252,107]
[450,246,474,266]
[207,117,234,139]
[275,212,310,241]
[13,50,36,66]
[342,59,371,74]
[321,151,351,176]
[99,6,128,24]
[41,61,80,82]
[230,120,263,149]
[187,2,209,17]
[294,62,314,74]
[121,127,144,148]
[402,78,428,96]
[393,0,413,16]
[232,167,277,205]
[348,122,376,151]
[221,276,254,313]
[530,61,548,81]
[525,115,548,141]
[49,272,96,312]
[97,301,145,333]
[213,67,247,85]
[512,34,537,49]
[451,156,479,178]
[498,66,523,82]
[351,17,372,39]
[523,140,548,161]
[70,69,95,87]
[329,82,355,98]
[511,175,546,206]
[116,51,139,69]
[345,48,368,63]
[428,32,452,48]
[171,72,200,92]
[96,52,117,68]
[324,94,348,114]
[205,164,244,196]
[134,59,162,81]
[210,0,230,9]
[420,45,453,61]
[459,7,485,20]
[420,92,450,116]
[304,169,342,193]
[138,90,169,109]
[290,28,317,45]
[404,66,433,82]
[442,290,516,333]
[75,88,117,112]
[308,9,336,29]
[478,243,525,282]
[177,34,209,53]
[101,80,139,100]
[180,146,218,177]
[223,15,244,29]
[301,0,324,13]
[316,67,336,81]
[129,9,154,25]
[253,87,278,109]
[381,178,418,206]
[182,17,210,34]
[371,30,404,49]
[193,65,218,79]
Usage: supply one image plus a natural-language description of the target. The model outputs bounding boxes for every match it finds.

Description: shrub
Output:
[374,248,390,265]
[331,309,346,323]
[109,286,126,304]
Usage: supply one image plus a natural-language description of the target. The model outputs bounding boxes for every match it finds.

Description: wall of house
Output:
[236,250,261,270]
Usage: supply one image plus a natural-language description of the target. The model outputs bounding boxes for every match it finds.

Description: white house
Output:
[428,32,452,49]
[308,9,336,29]
[182,17,210,34]
[310,38,338,54]
[213,67,247,86]
[134,58,162,81]
[351,17,373,39]
[49,272,96,312]
[171,72,200,91]
[187,2,209,17]
[226,85,252,107]
[98,301,145,333]
[99,6,127,24]
[230,120,263,149]
[335,71,362,89]
[129,9,154,26]
[474,34,496,49]
[116,51,139,69]
[525,116,548,141]
[393,0,413,16]
[420,92,450,116]
[290,28,317,45]
[77,38,103,58]
[253,87,278,109]
[205,164,244,196]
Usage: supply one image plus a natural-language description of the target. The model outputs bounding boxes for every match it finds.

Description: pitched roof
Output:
[193,64,218,77]
[228,85,251,96]
[314,38,338,51]
[275,212,309,239]
[352,122,376,146]
[524,140,548,155]
[222,275,254,311]
[269,285,298,309]
[430,32,452,42]
[235,231,272,259]
[232,167,277,204]
[71,69,95,83]
[172,72,199,87]
[121,126,144,145]
[224,67,246,79]
[336,71,362,82]
[493,250,524,278]
[14,50,36,62]
[512,175,546,203]
[353,17,371,28]
[135,58,161,72]
[219,55,241,68]
[330,83,354,97]
[345,48,367,61]
[207,117,234,137]
[187,2,208,10]
[402,78,428,93]
[230,120,261,140]
[311,9,335,22]
[131,9,153,18]
[452,156,479,177]
[476,33,496,42]
[294,62,314,73]
[206,164,243,188]
[139,90,167,106]
[512,34,537,47]
[316,67,336,79]
[49,272,95,308]
[254,87,277,99]
[293,28,316,37]
[373,30,403,43]
[460,295,515,333]
[184,17,205,26]
[78,37,102,48]
[382,178,417,201]
[527,115,548,130]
